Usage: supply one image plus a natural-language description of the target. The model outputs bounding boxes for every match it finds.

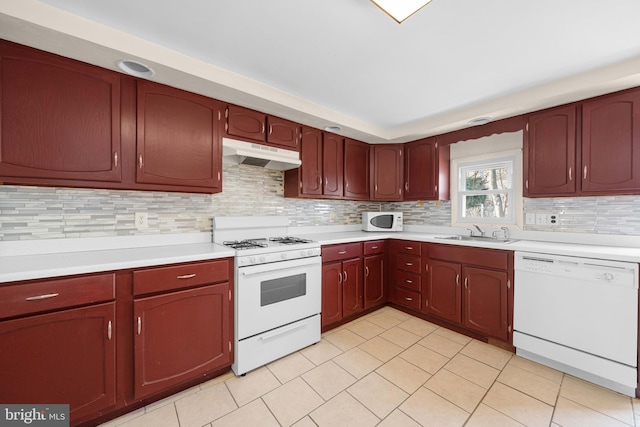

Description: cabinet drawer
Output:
[322,242,362,262]
[395,287,421,311]
[396,270,421,292]
[396,254,421,274]
[0,273,115,320]
[395,240,422,256]
[429,244,509,270]
[364,240,385,255]
[133,259,230,296]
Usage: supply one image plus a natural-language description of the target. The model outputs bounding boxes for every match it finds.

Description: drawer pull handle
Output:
[404,297,413,301]
[25,293,59,301]
[404,246,413,250]
[405,279,413,284]
[338,251,347,255]
[406,262,413,266]
[371,246,378,250]
[177,274,197,279]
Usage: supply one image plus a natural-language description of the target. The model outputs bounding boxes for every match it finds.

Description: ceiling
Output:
[2,0,640,143]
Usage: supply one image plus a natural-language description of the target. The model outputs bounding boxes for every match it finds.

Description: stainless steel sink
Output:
[435,235,519,244]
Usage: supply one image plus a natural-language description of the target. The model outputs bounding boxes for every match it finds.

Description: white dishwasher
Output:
[514,251,638,396]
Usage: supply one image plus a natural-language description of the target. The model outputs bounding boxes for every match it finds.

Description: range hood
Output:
[222,138,301,170]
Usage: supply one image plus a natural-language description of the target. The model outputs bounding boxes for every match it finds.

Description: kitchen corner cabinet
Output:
[0,40,121,183]
[363,240,386,309]
[343,138,370,200]
[404,137,450,201]
[225,104,300,150]
[428,244,512,342]
[371,144,404,201]
[0,273,117,422]
[132,259,232,400]
[525,87,640,197]
[136,81,222,191]
[321,243,363,328]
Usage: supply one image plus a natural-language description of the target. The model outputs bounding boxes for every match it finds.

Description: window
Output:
[459,157,514,223]
[451,148,522,228]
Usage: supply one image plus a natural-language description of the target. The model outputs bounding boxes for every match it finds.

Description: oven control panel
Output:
[237,247,321,267]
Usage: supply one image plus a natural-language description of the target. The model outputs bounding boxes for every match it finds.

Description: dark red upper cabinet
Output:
[267,116,300,150]
[344,138,370,200]
[371,144,403,201]
[299,126,324,196]
[581,89,640,194]
[524,104,577,197]
[225,105,265,142]
[404,137,439,200]
[322,133,344,198]
[0,40,121,183]
[136,81,222,191]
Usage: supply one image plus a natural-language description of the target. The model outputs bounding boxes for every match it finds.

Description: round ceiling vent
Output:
[467,117,493,127]
[324,125,342,133]
[116,59,155,78]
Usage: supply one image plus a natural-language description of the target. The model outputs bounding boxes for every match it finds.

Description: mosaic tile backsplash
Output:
[1,163,640,240]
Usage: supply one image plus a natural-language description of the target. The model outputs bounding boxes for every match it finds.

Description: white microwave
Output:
[362,212,403,232]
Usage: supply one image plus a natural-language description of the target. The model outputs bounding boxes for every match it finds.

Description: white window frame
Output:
[451,149,523,229]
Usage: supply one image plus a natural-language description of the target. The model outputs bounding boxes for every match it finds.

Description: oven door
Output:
[236,256,321,340]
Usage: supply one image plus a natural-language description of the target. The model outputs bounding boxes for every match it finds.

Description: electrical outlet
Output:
[329,212,336,223]
[134,212,148,229]
[525,213,536,225]
[535,213,558,225]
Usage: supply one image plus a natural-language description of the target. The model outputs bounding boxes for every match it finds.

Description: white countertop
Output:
[0,233,234,283]
[2,227,640,283]
[299,227,640,263]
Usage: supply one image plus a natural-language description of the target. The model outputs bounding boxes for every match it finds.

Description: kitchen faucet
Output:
[470,224,485,237]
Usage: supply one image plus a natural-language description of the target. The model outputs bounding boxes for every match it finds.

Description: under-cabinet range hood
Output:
[222,138,301,170]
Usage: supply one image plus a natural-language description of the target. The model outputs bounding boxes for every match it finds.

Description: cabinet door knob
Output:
[343,271,348,283]
[464,277,468,289]
[137,317,142,335]
[107,320,112,340]
[365,266,370,276]
[568,166,572,181]
[583,165,588,179]
[139,154,143,169]
[456,274,460,286]
[113,151,118,168]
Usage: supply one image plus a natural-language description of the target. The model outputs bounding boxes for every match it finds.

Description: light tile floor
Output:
[101,307,640,427]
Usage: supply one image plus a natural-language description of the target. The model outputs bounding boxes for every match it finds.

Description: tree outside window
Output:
[458,158,514,223]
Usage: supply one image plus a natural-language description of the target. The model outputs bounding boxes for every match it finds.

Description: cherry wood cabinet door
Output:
[425,259,461,324]
[342,258,363,318]
[0,40,121,183]
[136,81,222,191]
[463,267,508,341]
[371,145,403,201]
[404,137,437,200]
[364,254,385,309]
[133,283,230,400]
[225,105,265,142]
[321,261,343,327]
[344,138,370,200]
[581,89,640,194]
[322,133,344,198]
[0,303,116,422]
[267,116,300,150]
[299,126,323,196]
[524,105,577,196]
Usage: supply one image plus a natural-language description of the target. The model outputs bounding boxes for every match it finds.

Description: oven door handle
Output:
[239,257,321,277]
[260,321,307,341]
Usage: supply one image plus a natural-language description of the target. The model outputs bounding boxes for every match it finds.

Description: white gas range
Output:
[213,216,321,376]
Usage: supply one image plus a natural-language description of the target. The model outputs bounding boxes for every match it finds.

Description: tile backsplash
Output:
[1,164,640,240]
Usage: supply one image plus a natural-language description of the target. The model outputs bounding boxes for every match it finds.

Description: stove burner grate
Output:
[269,236,312,244]
[223,239,269,250]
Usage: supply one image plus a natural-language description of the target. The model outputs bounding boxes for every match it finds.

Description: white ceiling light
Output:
[371,0,433,23]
